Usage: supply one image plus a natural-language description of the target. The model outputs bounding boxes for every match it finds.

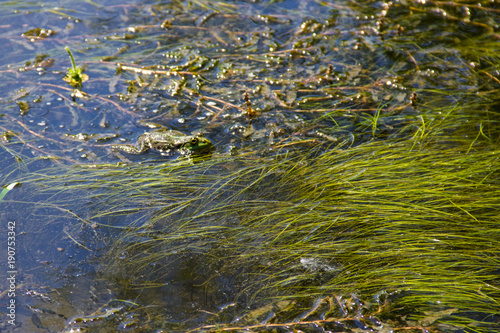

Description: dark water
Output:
[0,0,499,332]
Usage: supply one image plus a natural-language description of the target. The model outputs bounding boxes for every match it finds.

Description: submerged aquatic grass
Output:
[15,116,498,331]
[1,0,499,331]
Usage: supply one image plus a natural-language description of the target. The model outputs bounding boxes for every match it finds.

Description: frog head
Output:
[181,133,214,152]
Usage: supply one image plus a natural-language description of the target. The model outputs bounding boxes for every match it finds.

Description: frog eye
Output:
[190,138,199,145]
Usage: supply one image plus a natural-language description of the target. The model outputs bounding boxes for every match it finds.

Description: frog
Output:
[112,127,214,155]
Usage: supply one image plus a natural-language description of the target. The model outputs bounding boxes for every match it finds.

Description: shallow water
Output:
[0,0,499,332]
